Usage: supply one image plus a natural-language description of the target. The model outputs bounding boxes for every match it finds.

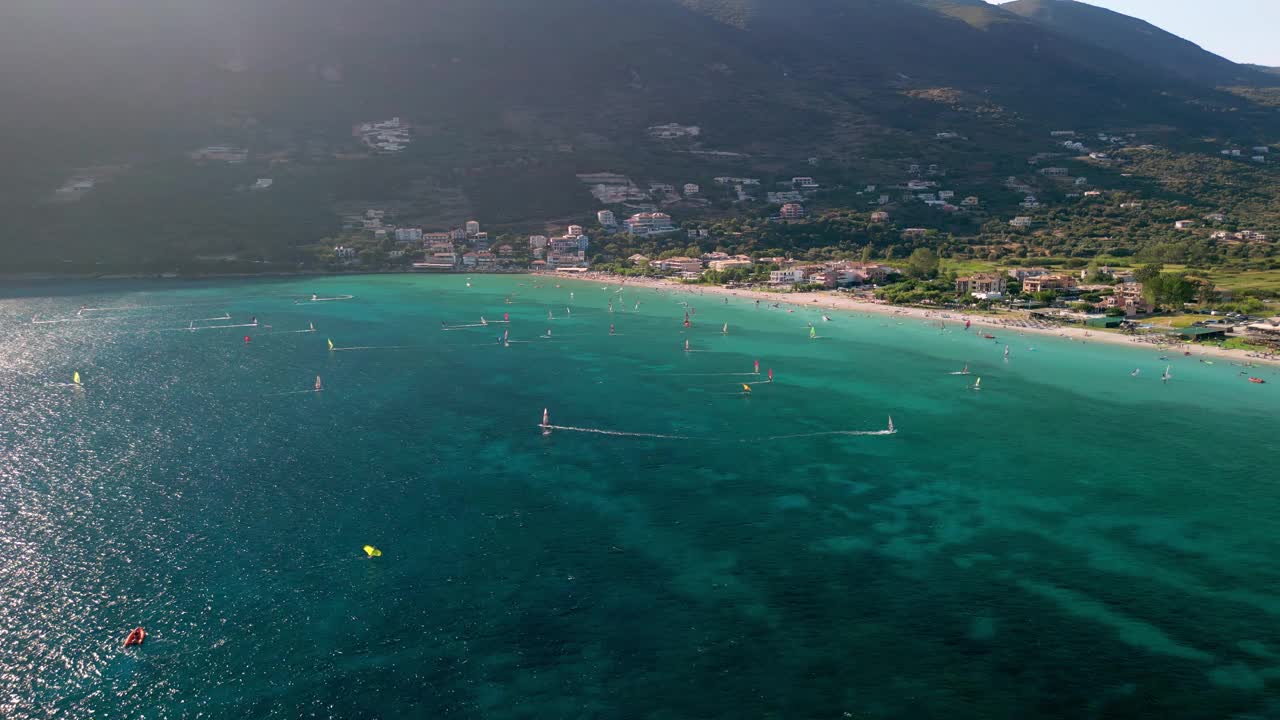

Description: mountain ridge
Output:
[1001,0,1276,87]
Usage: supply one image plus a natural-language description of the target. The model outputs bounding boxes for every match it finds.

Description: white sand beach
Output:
[537,271,1280,368]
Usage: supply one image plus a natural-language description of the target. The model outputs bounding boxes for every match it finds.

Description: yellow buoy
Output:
[363,545,382,558]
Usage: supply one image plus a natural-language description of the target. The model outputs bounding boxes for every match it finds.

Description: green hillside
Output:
[0,0,1276,273]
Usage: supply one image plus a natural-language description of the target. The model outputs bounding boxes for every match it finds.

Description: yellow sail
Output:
[363,545,382,558]
[327,338,335,351]
[742,384,752,393]
[73,372,81,385]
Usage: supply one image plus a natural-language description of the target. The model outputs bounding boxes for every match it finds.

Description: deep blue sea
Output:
[1,274,1278,719]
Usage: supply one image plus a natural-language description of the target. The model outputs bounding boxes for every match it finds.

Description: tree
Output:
[905,248,940,279]
[1134,262,1164,284]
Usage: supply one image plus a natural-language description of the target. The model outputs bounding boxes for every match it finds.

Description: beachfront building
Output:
[625,212,677,235]
[770,268,806,285]
[650,257,704,274]
[1104,283,1151,316]
[955,274,1006,297]
[1022,275,1078,293]
[708,258,753,272]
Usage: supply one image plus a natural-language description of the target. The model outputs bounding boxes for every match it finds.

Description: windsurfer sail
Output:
[887,416,896,434]
[742,384,752,394]
[315,376,323,392]
[809,326,818,340]
[327,338,335,351]
[1131,368,1141,377]
[972,377,982,391]
[1004,345,1010,359]
[684,339,690,353]
[541,408,552,436]
[1162,366,1172,383]
[754,360,760,375]
[73,371,81,386]
[609,324,615,336]
[722,323,728,335]
[309,322,315,332]
[768,368,774,383]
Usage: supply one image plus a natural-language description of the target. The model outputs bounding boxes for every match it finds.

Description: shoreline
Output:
[538,271,1280,369]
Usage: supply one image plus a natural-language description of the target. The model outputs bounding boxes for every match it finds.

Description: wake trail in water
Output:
[763,429,897,440]
[539,420,896,442]
[31,317,91,325]
[297,295,354,303]
[541,425,692,440]
[664,372,760,377]
[256,329,317,336]
[331,345,420,352]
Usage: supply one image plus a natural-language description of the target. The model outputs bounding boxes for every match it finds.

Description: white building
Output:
[1009,217,1033,229]
[770,268,806,285]
[625,212,676,235]
[567,224,584,237]
[465,220,481,236]
[528,235,549,250]
[597,210,617,227]
[683,183,700,196]
[792,177,819,189]
[394,228,423,242]
[252,179,273,190]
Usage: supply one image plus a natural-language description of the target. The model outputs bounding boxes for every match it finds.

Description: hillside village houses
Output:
[1212,229,1269,242]
[597,210,617,227]
[1010,217,1034,229]
[780,203,807,220]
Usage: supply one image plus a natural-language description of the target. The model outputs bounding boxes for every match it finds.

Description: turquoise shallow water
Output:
[1,274,1278,719]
